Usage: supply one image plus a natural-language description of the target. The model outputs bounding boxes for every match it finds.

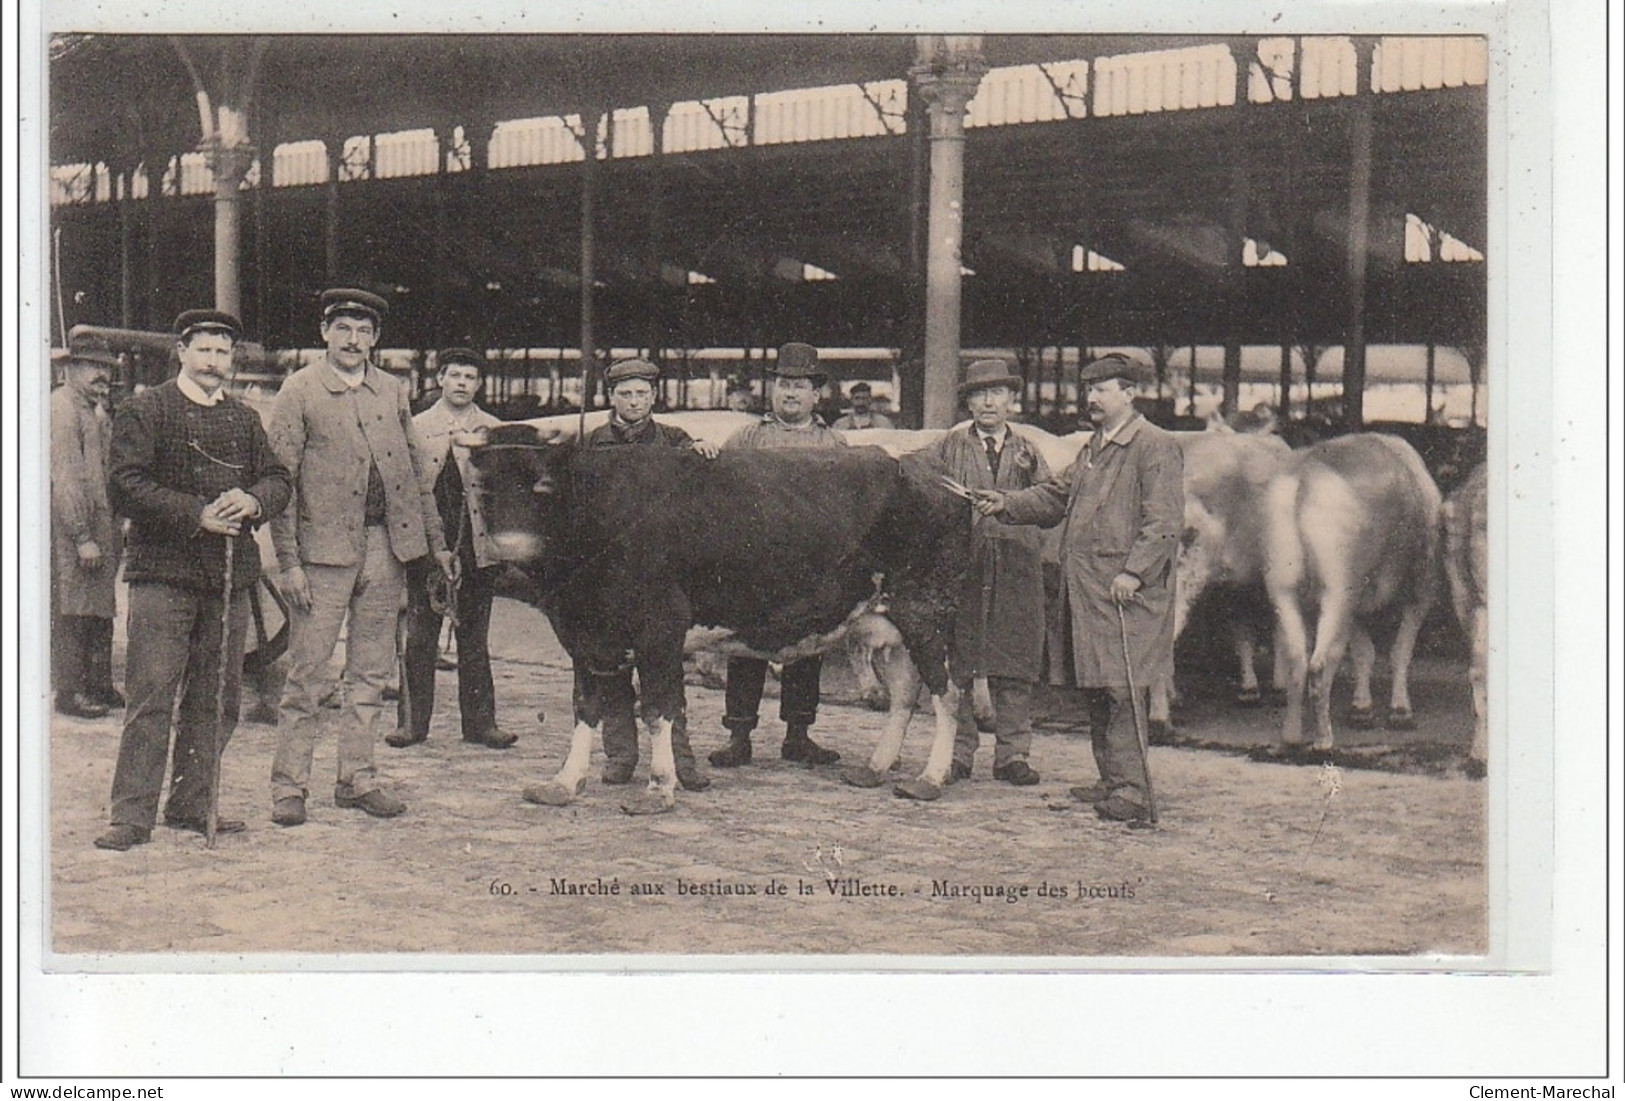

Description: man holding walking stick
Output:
[970,353,1183,825]
[95,310,291,851]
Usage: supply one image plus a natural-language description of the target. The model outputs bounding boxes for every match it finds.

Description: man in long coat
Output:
[51,349,123,718]
[919,359,1051,785]
[976,354,1183,823]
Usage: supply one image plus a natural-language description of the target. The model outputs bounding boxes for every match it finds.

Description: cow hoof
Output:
[1347,707,1378,730]
[1234,687,1263,707]
[1147,720,1177,746]
[522,782,576,807]
[1384,709,1417,731]
[1465,758,1487,780]
[892,778,942,802]
[841,765,888,789]
[620,791,676,816]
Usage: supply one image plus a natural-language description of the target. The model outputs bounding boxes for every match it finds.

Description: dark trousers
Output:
[599,669,700,768]
[954,675,1034,769]
[723,655,822,735]
[400,558,497,740]
[53,614,113,702]
[109,582,249,829]
[1086,686,1150,806]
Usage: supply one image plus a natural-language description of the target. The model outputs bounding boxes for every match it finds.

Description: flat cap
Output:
[65,347,121,371]
[320,287,389,325]
[769,342,827,383]
[847,381,873,395]
[957,358,1024,398]
[172,309,243,341]
[605,358,660,387]
[437,347,487,371]
[1078,353,1153,387]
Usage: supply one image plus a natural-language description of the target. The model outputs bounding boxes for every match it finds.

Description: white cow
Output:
[1263,433,1442,750]
[1441,463,1488,776]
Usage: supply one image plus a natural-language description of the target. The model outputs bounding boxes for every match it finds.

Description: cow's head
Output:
[466,423,573,564]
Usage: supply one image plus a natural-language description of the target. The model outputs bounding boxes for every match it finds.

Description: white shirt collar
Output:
[974,424,1010,449]
[1095,413,1136,447]
[176,373,225,406]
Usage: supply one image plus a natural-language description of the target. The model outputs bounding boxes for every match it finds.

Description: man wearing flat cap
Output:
[918,359,1053,787]
[712,342,847,770]
[388,348,514,752]
[831,381,894,431]
[94,310,292,851]
[267,288,452,827]
[51,347,123,720]
[582,357,717,790]
[973,353,1183,824]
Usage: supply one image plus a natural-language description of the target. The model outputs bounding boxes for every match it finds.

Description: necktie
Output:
[983,434,1001,479]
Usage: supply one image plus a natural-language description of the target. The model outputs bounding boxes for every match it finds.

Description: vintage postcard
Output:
[8,0,1610,1081]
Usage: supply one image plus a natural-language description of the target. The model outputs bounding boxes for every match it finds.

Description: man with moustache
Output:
[388,348,515,751]
[95,311,292,850]
[51,348,123,719]
[268,289,452,827]
[972,353,1183,824]
[710,342,847,769]
[918,359,1052,786]
[579,357,719,790]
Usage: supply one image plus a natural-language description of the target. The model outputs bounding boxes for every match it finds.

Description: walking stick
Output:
[1114,594,1159,827]
[206,535,235,848]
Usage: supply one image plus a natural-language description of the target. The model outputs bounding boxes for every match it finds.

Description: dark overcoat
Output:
[1000,415,1183,689]
[50,385,120,618]
[921,426,1051,682]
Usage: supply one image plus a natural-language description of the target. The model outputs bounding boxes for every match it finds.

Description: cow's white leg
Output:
[522,720,596,807]
[848,636,890,712]
[1234,623,1263,703]
[1271,601,1311,746]
[892,682,961,801]
[1384,602,1428,730]
[1347,625,1378,727]
[1306,596,1353,751]
[623,716,677,815]
[1148,674,1173,727]
[971,676,995,729]
[843,646,919,788]
[1467,605,1488,772]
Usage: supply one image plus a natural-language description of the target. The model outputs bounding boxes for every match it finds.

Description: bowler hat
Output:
[319,287,389,326]
[605,358,660,387]
[437,347,486,372]
[173,309,243,342]
[956,358,1023,399]
[848,381,873,396]
[1078,353,1152,387]
[769,342,827,384]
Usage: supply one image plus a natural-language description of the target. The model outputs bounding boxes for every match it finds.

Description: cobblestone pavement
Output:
[49,597,1486,960]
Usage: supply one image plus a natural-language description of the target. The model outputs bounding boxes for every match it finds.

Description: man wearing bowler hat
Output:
[51,347,124,719]
[972,353,1183,823]
[711,342,846,769]
[919,359,1052,787]
[580,357,718,790]
[830,381,894,431]
[388,347,515,751]
[267,288,452,827]
[95,310,292,850]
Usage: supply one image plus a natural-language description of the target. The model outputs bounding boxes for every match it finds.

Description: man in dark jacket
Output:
[95,310,292,851]
[582,358,715,791]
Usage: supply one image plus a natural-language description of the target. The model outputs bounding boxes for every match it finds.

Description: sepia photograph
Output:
[10,0,1610,1081]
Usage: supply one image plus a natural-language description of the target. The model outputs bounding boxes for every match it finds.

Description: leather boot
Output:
[708,723,754,768]
[781,723,840,765]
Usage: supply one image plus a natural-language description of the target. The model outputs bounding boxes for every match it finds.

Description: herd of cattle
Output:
[458,408,1489,813]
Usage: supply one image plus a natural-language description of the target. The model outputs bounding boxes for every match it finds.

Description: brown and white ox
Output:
[1262,433,1442,750]
[1441,462,1488,776]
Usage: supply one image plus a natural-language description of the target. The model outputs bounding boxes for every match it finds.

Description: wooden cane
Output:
[1115,595,1159,826]
[206,535,235,848]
